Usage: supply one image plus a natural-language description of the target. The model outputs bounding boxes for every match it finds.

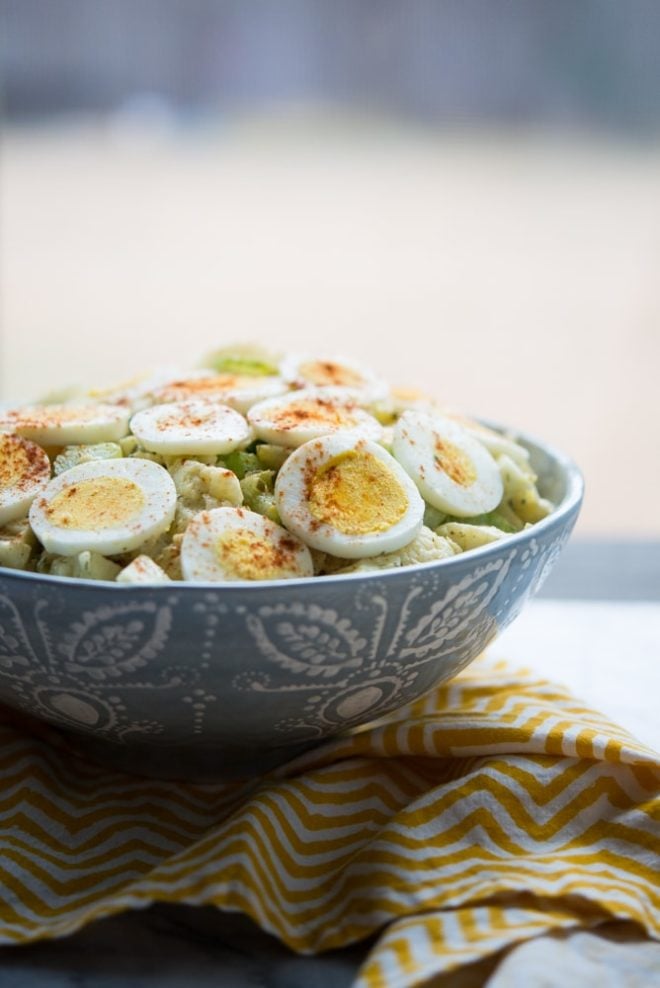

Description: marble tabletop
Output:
[1,541,658,987]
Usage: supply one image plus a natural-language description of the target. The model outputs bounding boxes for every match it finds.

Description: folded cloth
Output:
[0,657,658,987]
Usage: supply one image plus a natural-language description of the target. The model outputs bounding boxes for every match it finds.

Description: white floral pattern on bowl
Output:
[0,431,582,778]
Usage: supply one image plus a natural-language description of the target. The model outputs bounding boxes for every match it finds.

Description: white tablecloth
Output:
[494,600,660,753]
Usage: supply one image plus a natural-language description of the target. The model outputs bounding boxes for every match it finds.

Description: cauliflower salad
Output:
[0,347,554,584]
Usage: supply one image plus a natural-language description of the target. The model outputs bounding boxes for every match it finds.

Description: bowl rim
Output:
[0,422,584,593]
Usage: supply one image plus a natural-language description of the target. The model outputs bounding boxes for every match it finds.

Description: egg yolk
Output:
[46,477,145,530]
[392,386,429,403]
[270,398,358,432]
[216,528,299,580]
[434,438,477,487]
[308,451,407,535]
[0,435,48,489]
[298,361,364,389]
[88,374,146,399]
[156,374,261,402]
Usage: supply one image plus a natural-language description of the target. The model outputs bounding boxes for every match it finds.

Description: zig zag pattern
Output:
[0,658,658,987]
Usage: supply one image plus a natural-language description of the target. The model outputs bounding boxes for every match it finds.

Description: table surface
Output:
[0,541,658,988]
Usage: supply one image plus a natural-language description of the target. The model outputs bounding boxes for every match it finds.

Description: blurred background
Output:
[1,1,659,535]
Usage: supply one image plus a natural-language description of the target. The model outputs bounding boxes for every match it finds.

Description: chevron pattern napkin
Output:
[0,657,658,987]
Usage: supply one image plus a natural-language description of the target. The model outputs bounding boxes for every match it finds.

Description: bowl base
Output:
[65,732,320,782]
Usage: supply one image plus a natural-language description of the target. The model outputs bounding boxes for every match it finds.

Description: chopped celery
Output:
[423,504,448,529]
[221,450,261,479]
[210,356,278,376]
[119,435,138,456]
[201,345,280,377]
[240,470,280,523]
[256,443,290,470]
[483,507,524,533]
[484,511,520,533]
[370,401,397,426]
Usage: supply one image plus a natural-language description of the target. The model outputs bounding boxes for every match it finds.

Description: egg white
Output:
[0,403,130,446]
[181,506,314,582]
[275,435,424,558]
[0,434,51,526]
[392,410,503,517]
[443,411,532,472]
[130,400,253,456]
[29,458,176,557]
[248,387,383,448]
[86,365,186,413]
[280,353,390,405]
[151,371,288,414]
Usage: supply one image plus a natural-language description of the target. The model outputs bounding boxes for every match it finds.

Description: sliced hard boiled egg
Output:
[444,411,532,472]
[0,433,51,526]
[150,371,288,414]
[0,403,130,446]
[181,506,313,582]
[390,386,439,412]
[280,354,389,404]
[468,427,532,474]
[85,365,186,412]
[130,400,253,456]
[29,458,176,557]
[275,435,424,558]
[247,387,383,448]
[392,410,503,518]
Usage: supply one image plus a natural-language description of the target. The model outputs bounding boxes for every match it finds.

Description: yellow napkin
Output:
[0,657,658,987]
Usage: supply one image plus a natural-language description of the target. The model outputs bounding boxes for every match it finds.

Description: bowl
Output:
[0,426,583,779]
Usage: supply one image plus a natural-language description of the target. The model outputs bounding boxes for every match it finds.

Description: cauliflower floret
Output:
[335,526,459,574]
[168,460,243,534]
[154,534,183,581]
[36,550,121,581]
[132,525,185,576]
[117,555,170,584]
[53,442,123,476]
[0,517,37,571]
[170,460,243,506]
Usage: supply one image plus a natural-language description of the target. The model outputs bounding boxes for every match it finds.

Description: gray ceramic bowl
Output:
[0,427,582,779]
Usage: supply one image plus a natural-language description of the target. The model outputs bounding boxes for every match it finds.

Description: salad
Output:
[0,347,553,583]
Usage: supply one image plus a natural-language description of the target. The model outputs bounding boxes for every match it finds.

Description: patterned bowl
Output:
[0,428,582,780]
